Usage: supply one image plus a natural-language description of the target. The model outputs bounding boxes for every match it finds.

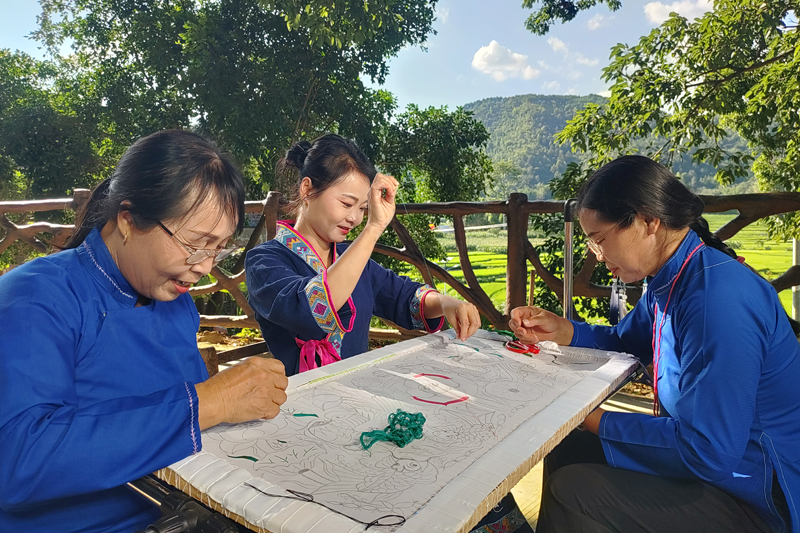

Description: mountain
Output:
[464,94,755,199]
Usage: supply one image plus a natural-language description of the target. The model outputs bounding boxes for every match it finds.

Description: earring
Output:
[122,232,128,244]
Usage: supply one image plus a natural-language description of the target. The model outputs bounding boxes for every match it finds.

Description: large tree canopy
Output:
[525,0,800,239]
[32,0,439,194]
[4,1,496,277]
[0,50,111,200]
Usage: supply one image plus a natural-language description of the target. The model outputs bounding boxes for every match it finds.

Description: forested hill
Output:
[464,94,755,199]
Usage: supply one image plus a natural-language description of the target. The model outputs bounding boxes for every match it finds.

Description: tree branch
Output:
[685,49,794,89]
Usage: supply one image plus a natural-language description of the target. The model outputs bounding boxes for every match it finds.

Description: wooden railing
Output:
[3,190,800,333]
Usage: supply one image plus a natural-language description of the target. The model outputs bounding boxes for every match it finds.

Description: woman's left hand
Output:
[437,294,481,341]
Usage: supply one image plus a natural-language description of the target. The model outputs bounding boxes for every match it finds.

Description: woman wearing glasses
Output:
[0,130,288,532]
[510,155,799,532]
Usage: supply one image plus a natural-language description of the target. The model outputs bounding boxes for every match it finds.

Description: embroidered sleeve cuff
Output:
[411,286,445,333]
[304,272,356,336]
[183,382,201,456]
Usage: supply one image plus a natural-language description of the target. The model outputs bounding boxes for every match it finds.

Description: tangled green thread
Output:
[360,410,426,450]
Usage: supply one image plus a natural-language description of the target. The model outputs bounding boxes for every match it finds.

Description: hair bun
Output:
[286,140,312,169]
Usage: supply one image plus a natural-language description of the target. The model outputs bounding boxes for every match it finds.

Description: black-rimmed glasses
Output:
[157,221,238,265]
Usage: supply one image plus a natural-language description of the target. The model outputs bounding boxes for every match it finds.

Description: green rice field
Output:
[430,213,794,316]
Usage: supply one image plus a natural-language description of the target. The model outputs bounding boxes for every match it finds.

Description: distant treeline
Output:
[464,94,756,200]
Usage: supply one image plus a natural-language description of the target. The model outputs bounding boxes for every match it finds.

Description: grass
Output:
[430,214,794,316]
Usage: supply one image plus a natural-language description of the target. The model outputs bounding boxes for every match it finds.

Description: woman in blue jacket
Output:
[0,130,288,532]
[511,155,798,532]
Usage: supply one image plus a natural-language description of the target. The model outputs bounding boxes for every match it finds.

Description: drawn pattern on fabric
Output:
[201,334,613,524]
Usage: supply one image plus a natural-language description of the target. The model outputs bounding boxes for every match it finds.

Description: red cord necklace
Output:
[651,243,704,417]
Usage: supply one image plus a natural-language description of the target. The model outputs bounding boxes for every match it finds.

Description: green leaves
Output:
[265,0,437,79]
[0,49,114,200]
[521,0,622,35]
[379,105,494,204]
[25,0,438,197]
[548,0,800,238]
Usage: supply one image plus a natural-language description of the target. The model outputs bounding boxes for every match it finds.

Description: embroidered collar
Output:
[78,227,139,306]
[647,229,704,308]
[275,221,339,274]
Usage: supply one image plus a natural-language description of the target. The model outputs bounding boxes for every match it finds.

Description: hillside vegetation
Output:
[464,94,756,200]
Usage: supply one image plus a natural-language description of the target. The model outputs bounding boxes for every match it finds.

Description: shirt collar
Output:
[77,227,139,306]
[274,221,338,274]
[647,229,703,307]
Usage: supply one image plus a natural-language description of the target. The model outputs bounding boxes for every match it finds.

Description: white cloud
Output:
[472,41,541,81]
[436,7,450,23]
[543,81,561,91]
[548,38,598,67]
[566,87,578,95]
[547,37,569,55]
[587,14,608,30]
[644,0,713,24]
[574,53,599,66]
[598,89,612,97]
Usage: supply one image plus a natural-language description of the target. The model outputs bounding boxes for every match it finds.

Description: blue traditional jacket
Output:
[245,222,443,376]
[570,230,800,532]
[0,228,206,532]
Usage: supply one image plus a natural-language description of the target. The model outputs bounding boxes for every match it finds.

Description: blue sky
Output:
[1,0,713,109]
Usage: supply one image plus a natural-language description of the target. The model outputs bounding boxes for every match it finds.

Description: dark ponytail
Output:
[279,134,377,216]
[65,129,246,249]
[578,155,800,337]
[689,216,737,259]
[68,178,113,248]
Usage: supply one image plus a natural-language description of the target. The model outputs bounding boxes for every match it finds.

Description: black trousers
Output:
[536,430,779,533]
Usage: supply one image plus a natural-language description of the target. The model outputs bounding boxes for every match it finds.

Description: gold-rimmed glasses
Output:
[157,221,238,265]
[585,220,624,256]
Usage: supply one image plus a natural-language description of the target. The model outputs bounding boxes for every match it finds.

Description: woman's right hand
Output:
[509,306,574,346]
[366,173,399,231]
[196,357,288,430]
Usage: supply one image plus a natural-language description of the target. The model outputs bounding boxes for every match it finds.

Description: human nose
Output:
[190,254,216,276]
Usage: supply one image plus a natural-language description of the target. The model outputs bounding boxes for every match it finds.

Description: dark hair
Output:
[65,129,246,248]
[576,155,736,259]
[577,155,800,336]
[280,134,377,215]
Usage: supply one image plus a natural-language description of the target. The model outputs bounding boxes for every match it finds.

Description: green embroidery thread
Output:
[228,455,258,462]
[360,410,426,450]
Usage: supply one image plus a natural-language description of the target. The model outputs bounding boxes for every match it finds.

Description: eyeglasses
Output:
[585,220,624,256]
[157,221,238,265]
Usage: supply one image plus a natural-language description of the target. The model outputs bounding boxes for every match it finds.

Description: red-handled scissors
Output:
[505,340,540,355]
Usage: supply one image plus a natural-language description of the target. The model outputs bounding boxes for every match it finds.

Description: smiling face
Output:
[298,171,371,247]
[111,193,237,302]
[579,208,663,283]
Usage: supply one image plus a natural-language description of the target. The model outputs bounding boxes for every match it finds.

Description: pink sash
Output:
[297,337,341,373]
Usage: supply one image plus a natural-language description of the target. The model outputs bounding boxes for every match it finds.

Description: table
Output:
[156,330,637,533]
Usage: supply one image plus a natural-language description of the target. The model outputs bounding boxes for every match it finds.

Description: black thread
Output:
[243,483,406,529]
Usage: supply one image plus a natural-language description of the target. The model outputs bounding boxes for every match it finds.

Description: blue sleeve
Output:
[0,269,201,511]
[370,260,443,332]
[570,289,655,366]
[245,244,351,340]
[598,275,770,482]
